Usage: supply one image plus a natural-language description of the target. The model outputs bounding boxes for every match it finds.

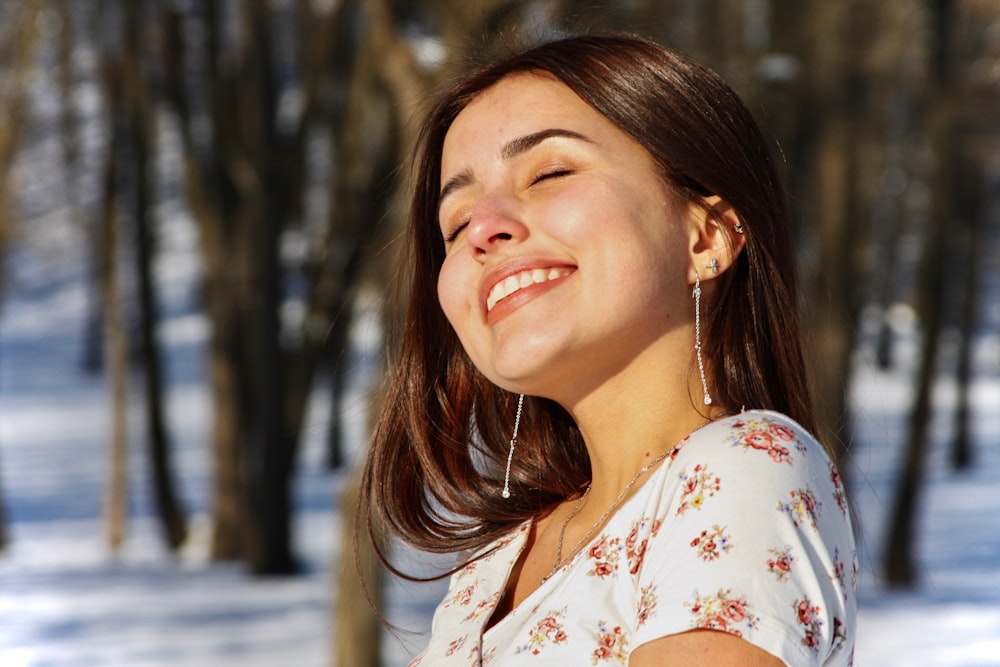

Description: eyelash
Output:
[444,219,469,245]
[531,168,572,185]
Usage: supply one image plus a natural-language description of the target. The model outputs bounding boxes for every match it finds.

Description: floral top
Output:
[409,411,858,666]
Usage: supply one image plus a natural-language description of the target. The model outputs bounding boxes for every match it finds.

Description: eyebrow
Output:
[438,128,591,208]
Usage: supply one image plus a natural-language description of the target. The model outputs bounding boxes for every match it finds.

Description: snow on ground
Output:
[0,125,998,667]
[2,253,999,666]
[2,6,997,664]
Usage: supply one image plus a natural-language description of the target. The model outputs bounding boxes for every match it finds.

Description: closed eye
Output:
[443,219,470,245]
[531,168,573,186]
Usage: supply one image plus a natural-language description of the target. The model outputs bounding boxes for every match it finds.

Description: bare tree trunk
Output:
[241,0,297,575]
[883,0,957,587]
[122,0,187,551]
[950,163,984,471]
[334,474,384,667]
[98,72,130,551]
[0,1,43,552]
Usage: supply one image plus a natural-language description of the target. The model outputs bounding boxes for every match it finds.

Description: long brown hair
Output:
[359,33,814,567]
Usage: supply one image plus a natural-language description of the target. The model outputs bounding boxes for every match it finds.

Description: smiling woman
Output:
[359,34,857,666]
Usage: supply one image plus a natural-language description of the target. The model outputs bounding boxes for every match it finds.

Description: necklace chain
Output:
[541,415,723,584]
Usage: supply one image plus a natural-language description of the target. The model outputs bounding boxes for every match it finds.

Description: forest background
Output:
[0,0,998,665]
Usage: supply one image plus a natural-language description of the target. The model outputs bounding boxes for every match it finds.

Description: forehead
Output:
[441,73,604,166]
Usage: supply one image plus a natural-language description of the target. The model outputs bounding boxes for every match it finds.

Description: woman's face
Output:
[436,73,696,402]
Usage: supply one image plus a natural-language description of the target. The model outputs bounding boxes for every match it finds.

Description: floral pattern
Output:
[766,545,797,582]
[778,487,823,529]
[794,598,826,656]
[592,621,629,664]
[686,588,761,637]
[636,584,658,627]
[410,411,857,666]
[676,463,721,515]
[690,524,733,562]
[515,608,570,655]
[728,416,806,464]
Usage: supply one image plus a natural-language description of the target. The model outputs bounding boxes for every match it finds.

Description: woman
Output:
[360,33,857,666]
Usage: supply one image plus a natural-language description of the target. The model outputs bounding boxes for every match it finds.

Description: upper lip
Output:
[479,257,576,315]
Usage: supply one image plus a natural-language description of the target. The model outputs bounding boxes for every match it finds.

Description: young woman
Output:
[360,33,857,666]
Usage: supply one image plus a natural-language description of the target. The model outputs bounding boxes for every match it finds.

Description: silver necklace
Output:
[541,415,722,584]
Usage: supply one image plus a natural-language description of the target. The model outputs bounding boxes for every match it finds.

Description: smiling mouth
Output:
[486,267,573,312]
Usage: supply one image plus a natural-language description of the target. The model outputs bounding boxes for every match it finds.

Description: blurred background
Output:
[0,0,997,665]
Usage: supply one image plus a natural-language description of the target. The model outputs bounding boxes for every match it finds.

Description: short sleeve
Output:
[631,412,857,666]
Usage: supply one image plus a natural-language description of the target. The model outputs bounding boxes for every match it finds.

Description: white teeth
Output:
[486,267,569,312]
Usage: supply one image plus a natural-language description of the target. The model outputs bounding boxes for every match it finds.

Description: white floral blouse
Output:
[409,410,858,666]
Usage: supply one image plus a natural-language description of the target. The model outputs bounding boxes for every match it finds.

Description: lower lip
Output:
[486,273,572,325]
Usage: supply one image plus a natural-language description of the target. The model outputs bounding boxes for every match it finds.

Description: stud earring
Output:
[501,394,524,498]
[706,257,720,274]
[692,272,713,406]
[734,223,745,234]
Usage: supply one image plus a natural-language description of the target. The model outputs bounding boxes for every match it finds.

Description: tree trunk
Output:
[333,471,384,667]
[98,73,130,551]
[242,0,296,575]
[950,163,984,471]
[883,0,957,587]
[122,0,187,552]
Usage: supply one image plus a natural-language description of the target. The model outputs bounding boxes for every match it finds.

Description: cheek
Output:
[436,256,466,330]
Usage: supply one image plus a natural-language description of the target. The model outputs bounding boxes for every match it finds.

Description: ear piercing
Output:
[706,257,719,274]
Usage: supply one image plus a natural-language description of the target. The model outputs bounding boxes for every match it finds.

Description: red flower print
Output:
[686,589,759,637]
[796,600,815,625]
[589,536,609,561]
[744,431,774,451]
[627,538,648,575]
[585,534,623,579]
[445,635,467,656]
[793,598,826,656]
[769,423,795,440]
[766,545,796,582]
[768,444,790,463]
[778,488,823,528]
[690,524,732,562]
[515,608,570,656]
[592,621,629,664]
[724,599,747,623]
[729,417,801,463]
[593,562,614,578]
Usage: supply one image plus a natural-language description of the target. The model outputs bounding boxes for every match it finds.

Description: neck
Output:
[560,343,720,509]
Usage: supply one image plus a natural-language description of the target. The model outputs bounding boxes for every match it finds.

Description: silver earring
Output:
[501,394,524,498]
[692,272,713,406]
[706,257,720,274]
[734,223,744,234]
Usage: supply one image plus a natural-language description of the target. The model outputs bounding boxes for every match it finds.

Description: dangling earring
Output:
[501,394,524,498]
[692,272,713,406]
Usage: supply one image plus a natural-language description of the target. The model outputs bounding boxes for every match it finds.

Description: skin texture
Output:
[436,73,773,665]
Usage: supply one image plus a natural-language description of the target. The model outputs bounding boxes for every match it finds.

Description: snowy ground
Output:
[0,100,998,667]
[1,229,999,667]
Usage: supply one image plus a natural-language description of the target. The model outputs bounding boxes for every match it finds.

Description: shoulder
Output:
[667,410,839,491]
[657,409,849,526]
[632,410,857,664]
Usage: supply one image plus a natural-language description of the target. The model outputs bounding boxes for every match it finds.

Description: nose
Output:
[464,193,527,258]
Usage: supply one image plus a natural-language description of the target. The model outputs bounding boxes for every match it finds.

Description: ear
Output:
[685,196,746,284]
